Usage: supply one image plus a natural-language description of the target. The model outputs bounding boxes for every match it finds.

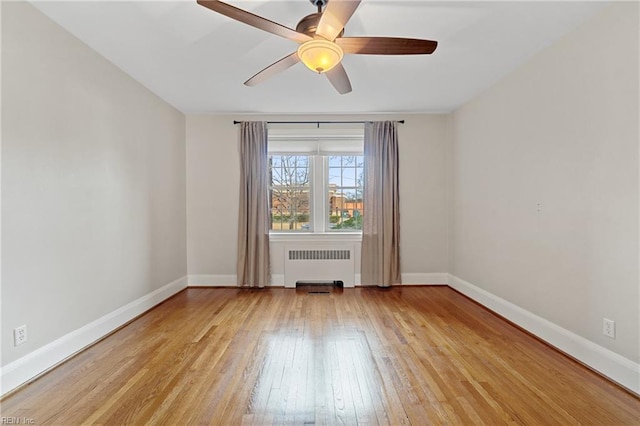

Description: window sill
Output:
[269,232,362,243]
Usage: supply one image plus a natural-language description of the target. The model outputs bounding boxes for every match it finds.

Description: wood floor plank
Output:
[1,287,638,425]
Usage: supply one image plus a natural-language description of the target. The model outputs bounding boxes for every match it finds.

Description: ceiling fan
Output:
[196,0,438,94]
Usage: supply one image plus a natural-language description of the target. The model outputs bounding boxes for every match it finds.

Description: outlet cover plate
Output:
[603,318,615,339]
[14,325,27,346]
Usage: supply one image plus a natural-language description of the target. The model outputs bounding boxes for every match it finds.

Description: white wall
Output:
[450,1,639,371]
[1,0,187,374]
[186,114,449,285]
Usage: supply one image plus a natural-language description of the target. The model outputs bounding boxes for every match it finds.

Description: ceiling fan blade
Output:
[325,63,352,95]
[336,37,438,55]
[316,0,361,41]
[244,52,300,87]
[197,0,311,44]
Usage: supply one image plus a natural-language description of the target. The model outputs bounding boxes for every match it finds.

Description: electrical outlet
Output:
[14,325,27,346]
[603,318,615,339]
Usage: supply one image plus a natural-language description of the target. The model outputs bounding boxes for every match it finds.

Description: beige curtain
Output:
[361,121,401,287]
[237,121,270,287]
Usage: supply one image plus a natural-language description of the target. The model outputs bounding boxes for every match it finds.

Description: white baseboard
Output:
[1,275,188,397]
[401,273,449,285]
[448,274,640,395]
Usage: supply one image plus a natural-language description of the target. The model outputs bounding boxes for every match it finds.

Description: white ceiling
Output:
[31,1,609,114]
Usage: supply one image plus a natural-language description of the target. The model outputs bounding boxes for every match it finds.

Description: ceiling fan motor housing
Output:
[296,12,345,38]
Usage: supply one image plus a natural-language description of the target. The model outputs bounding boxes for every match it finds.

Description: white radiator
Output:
[284,245,355,288]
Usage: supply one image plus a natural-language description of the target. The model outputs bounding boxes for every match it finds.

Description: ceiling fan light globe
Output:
[297,39,344,74]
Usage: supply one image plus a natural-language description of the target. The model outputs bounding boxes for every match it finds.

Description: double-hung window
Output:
[268,125,364,233]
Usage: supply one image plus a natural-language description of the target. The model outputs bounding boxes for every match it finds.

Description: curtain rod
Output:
[233,120,404,125]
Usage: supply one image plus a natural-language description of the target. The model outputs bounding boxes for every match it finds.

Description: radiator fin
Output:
[288,249,351,261]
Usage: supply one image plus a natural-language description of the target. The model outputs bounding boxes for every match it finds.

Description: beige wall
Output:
[450,3,639,362]
[186,114,450,282]
[186,115,240,278]
[1,2,187,365]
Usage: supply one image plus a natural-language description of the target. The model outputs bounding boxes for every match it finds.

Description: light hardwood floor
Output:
[1,287,638,425]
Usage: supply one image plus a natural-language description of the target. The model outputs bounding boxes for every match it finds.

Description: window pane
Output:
[342,174,356,187]
[328,171,342,186]
[342,156,357,166]
[327,155,364,231]
[270,189,310,231]
[269,155,311,232]
[328,156,342,167]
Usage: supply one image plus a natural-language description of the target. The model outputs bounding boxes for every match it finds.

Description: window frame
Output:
[267,126,364,236]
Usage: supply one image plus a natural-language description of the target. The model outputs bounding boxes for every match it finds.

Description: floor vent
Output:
[296,281,343,295]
